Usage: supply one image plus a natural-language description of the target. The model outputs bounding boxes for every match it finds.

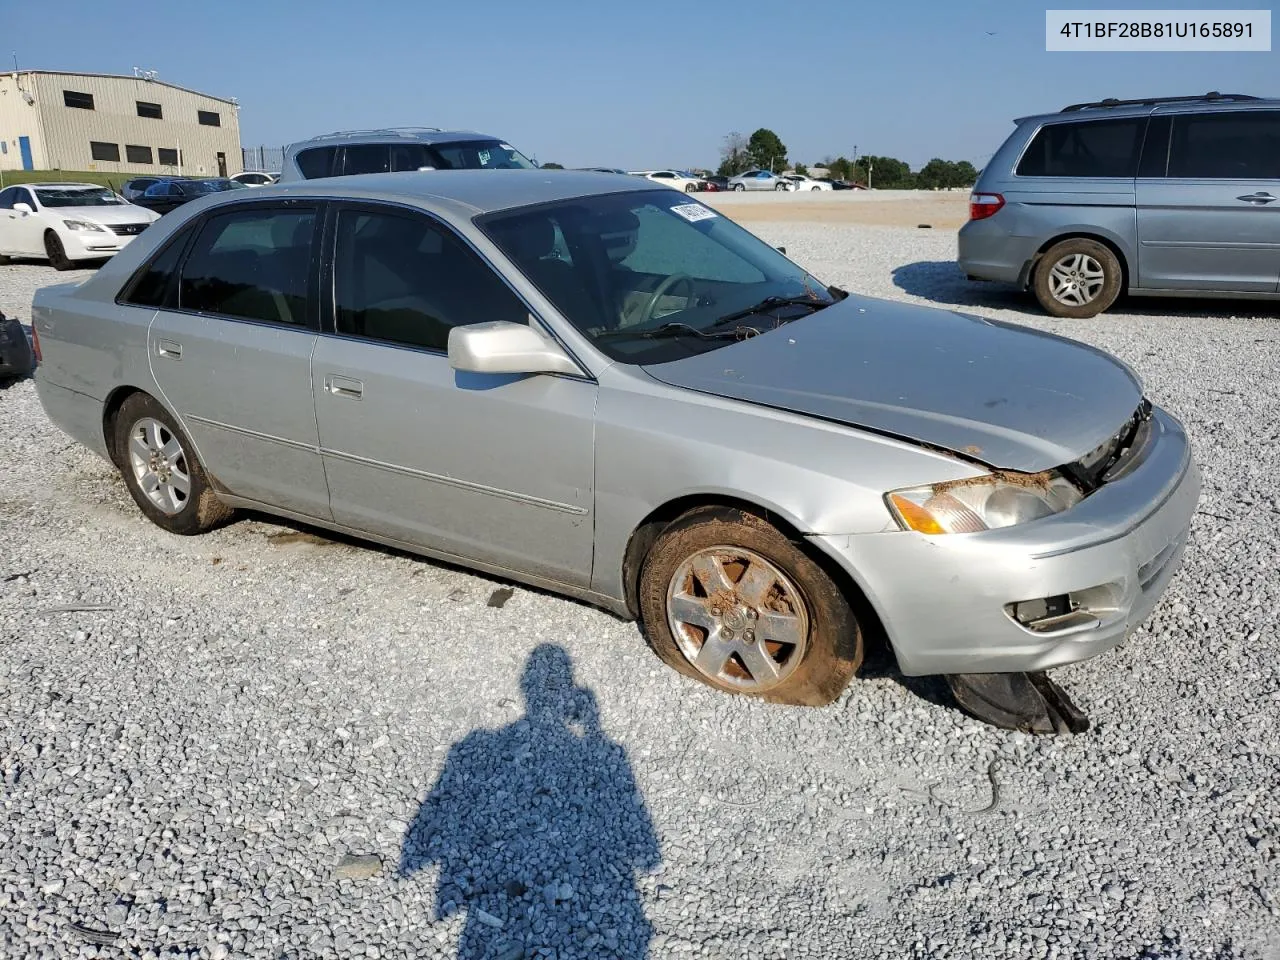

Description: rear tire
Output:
[1033,238,1122,319]
[684,183,696,193]
[113,393,234,535]
[44,232,73,272]
[638,505,862,706]
[733,183,744,191]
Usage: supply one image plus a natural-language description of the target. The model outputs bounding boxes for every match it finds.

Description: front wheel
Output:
[684,183,696,193]
[45,232,73,272]
[733,183,745,191]
[639,506,862,706]
[1033,238,1122,318]
[113,393,234,535]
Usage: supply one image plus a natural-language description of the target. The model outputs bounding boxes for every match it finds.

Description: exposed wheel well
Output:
[101,386,149,468]
[1026,233,1130,291]
[621,495,891,658]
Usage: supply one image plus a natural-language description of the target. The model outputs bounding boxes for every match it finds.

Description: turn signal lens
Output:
[888,494,946,535]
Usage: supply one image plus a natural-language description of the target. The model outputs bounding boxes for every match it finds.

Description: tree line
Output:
[716,129,978,189]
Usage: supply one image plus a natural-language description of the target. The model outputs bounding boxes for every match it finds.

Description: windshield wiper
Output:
[596,322,749,342]
[710,295,832,329]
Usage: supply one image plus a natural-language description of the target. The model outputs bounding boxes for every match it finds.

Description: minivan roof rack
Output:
[304,126,448,142]
[1060,92,1260,112]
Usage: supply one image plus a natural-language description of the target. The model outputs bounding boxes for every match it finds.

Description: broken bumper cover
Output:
[813,406,1200,677]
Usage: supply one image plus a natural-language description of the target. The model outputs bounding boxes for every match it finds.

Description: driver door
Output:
[2,188,44,255]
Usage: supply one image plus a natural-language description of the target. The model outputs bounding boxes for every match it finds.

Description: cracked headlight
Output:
[62,219,106,232]
[886,471,1083,535]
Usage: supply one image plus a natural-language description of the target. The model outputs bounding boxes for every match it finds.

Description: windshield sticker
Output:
[499,144,514,151]
[478,149,491,165]
[670,203,717,223]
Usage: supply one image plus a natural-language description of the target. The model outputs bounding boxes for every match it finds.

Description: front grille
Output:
[1069,399,1153,491]
[109,223,149,237]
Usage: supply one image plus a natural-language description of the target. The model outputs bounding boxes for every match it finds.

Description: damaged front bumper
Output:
[812,406,1200,679]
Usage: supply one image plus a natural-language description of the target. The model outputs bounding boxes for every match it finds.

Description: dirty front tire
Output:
[44,232,73,272]
[638,505,862,706]
[1033,238,1122,319]
[113,392,234,535]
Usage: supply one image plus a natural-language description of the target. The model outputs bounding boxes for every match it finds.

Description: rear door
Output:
[1136,109,1280,292]
[310,202,597,586]
[145,200,332,517]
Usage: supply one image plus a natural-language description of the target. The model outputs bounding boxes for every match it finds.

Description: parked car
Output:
[30,170,1200,731]
[279,127,537,182]
[640,170,702,192]
[960,91,1280,318]
[727,170,790,191]
[782,174,834,192]
[132,178,247,216]
[0,183,158,270]
[702,175,731,192]
[122,176,167,202]
[830,179,867,191]
[231,171,280,187]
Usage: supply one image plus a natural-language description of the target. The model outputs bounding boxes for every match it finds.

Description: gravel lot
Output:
[2,222,1279,960]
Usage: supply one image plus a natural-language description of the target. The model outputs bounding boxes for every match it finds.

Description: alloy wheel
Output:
[127,417,191,514]
[1048,253,1106,306]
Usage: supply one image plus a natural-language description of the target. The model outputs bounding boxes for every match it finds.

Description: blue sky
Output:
[9,0,1277,170]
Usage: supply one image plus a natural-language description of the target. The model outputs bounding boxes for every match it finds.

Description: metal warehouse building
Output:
[0,70,242,178]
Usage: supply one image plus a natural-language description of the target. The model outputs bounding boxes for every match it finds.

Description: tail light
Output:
[30,322,42,363]
[969,192,1005,221]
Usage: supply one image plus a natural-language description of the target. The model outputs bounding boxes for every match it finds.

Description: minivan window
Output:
[179,208,316,326]
[341,144,391,176]
[1167,111,1280,179]
[333,207,527,352]
[1016,117,1146,178]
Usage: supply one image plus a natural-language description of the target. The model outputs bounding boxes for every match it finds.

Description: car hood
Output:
[53,204,156,224]
[640,296,1143,473]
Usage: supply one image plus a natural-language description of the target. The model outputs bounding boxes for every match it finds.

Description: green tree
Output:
[825,155,854,181]
[540,162,564,169]
[718,131,749,177]
[793,162,809,177]
[855,155,913,189]
[746,128,787,172]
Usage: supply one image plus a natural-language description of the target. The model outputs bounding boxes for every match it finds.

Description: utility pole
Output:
[867,160,874,190]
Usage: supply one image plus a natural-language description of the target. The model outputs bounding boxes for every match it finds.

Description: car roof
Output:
[1015,93,1280,124]
[213,169,657,217]
[286,128,507,151]
[23,182,105,189]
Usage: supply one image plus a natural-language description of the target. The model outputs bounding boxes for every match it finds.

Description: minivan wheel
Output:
[1034,238,1121,318]
[638,506,862,706]
[44,232,73,272]
[113,393,234,535]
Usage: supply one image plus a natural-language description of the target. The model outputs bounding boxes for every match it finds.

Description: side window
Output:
[333,207,527,352]
[1168,111,1280,179]
[17,189,36,209]
[390,143,434,171]
[119,224,197,308]
[340,145,390,176]
[1016,117,1145,178]
[179,207,316,325]
[295,147,337,179]
[0,188,13,210]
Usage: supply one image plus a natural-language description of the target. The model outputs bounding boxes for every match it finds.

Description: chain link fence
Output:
[241,146,285,172]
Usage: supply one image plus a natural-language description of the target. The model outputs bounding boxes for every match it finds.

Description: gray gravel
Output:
[3,227,1280,959]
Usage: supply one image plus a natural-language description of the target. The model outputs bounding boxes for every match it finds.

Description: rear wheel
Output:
[113,393,234,535]
[44,232,73,272]
[733,183,745,191]
[1033,238,1122,318]
[638,505,862,706]
[684,183,696,193]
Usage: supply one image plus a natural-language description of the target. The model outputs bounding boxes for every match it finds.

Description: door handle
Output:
[324,375,364,400]
[1236,192,1276,204]
[156,339,182,359]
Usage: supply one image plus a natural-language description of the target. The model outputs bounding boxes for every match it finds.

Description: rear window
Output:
[1016,117,1146,178]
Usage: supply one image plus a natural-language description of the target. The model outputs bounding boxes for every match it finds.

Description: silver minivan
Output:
[959,93,1280,317]
[279,127,538,182]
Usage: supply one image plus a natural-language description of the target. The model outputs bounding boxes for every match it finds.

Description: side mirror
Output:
[12,202,32,215]
[448,321,580,376]
[775,246,787,254]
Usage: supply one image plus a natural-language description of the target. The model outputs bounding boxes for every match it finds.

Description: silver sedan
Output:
[31,171,1200,731]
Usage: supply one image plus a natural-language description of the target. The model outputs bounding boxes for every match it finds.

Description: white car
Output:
[782,175,833,192]
[640,170,702,193]
[0,183,159,271]
[230,171,280,187]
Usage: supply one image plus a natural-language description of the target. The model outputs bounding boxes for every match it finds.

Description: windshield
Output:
[478,189,833,364]
[34,187,123,208]
[186,179,245,195]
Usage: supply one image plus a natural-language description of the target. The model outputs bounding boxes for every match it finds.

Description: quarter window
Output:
[1168,111,1280,179]
[63,90,94,110]
[90,141,121,162]
[333,207,527,352]
[179,207,316,325]
[137,101,163,119]
[1016,117,1145,178]
[126,145,153,165]
[198,110,221,127]
[119,224,197,309]
[295,146,337,179]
